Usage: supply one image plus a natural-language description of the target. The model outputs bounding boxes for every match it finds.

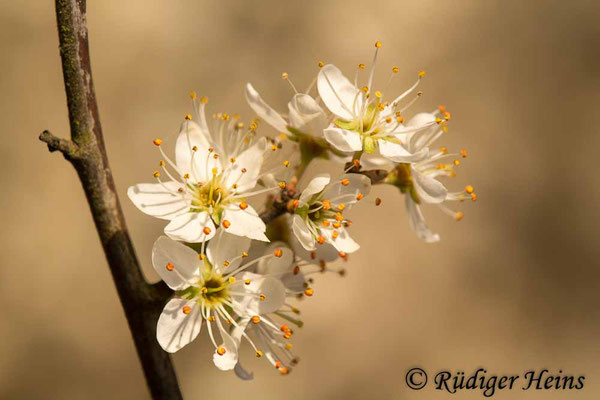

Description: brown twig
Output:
[41,1,181,398]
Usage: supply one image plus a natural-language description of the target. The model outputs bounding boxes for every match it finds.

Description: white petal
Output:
[224,137,266,193]
[413,169,448,204]
[405,195,440,243]
[152,236,199,290]
[292,214,316,251]
[280,272,305,293]
[322,173,371,208]
[235,272,286,314]
[287,93,328,135]
[222,204,268,241]
[164,212,216,243]
[359,153,395,171]
[321,227,360,253]
[323,127,363,153]
[290,228,339,263]
[127,182,188,220]
[407,112,437,128]
[207,231,251,272]
[157,298,202,353]
[377,139,429,163]
[245,83,288,132]
[406,113,438,151]
[256,242,294,275]
[212,317,240,371]
[175,120,214,182]
[299,174,330,203]
[234,362,254,381]
[317,64,362,120]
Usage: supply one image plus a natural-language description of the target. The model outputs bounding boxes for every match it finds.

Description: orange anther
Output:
[222,220,231,229]
[182,306,191,314]
[239,202,248,210]
[165,262,174,271]
[304,288,314,297]
[203,227,211,235]
[216,346,226,356]
[274,249,283,258]
[153,139,163,146]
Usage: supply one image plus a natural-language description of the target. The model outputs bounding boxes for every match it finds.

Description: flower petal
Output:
[127,182,188,220]
[292,214,316,251]
[207,231,251,272]
[212,316,241,371]
[405,195,440,243]
[412,169,448,204]
[234,362,254,381]
[324,127,363,153]
[377,139,429,163]
[287,93,328,135]
[164,212,216,243]
[224,137,267,193]
[157,298,202,353]
[289,226,339,263]
[322,173,371,208]
[321,227,359,253]
[299,174,330,203]
[152,236,200,290]
[359,152,395,171]
[317,64,362,120]
[222,204,268,241]
[236,272,286,314]
[256,242,294,275]
[245,83,288,132]
[175,120,214,182]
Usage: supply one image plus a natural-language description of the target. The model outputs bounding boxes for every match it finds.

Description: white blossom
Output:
[317,42,443,163]
[291,173,371,254]
[384,110,475,242]
[128,98,280,243]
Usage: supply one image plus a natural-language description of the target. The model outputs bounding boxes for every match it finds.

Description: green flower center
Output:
[177,266,231,310]
[189,178,233,224]
[333,104,385,153]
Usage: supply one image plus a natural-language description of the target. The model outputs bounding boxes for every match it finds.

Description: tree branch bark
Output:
[42,1,181,398]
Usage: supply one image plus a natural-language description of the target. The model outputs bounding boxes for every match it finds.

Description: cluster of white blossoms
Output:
[128,42,475,379]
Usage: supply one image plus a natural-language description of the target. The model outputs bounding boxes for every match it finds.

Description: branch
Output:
[43,1,181,398]
[39,130,80,159]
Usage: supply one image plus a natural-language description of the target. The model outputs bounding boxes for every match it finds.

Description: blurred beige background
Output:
[1,0,599,399]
